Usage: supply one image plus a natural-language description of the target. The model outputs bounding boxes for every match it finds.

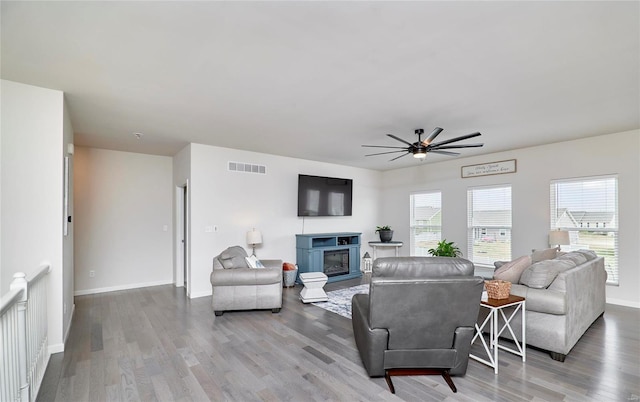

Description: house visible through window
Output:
[410,192,441,256]
[467,185,512,265]
[550,176,618,285]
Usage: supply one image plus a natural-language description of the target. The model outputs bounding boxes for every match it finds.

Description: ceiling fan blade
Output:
[430,150,460,156]
[429,132,481,148]
[387,134,414,147]
[361,144,409,149]
[422,127,443,145]
[389,152,411,161]
[430,143,484,150]
[365,150,408,157]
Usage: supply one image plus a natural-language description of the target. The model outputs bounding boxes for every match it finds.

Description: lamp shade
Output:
[246,229,262,245]
[549,230,570,246]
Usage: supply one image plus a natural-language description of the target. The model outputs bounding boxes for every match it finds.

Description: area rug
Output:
[312,284,369,319]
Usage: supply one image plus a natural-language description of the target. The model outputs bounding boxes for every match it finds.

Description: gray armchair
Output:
[210,246,282,316]
[351,257,484,393]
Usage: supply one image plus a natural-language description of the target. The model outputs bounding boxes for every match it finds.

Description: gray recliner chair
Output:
[210,246,283,316]
[351,257,484,393]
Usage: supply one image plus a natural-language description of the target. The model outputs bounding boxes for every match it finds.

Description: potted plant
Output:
[428,239,462,257]
[375,225,394,243]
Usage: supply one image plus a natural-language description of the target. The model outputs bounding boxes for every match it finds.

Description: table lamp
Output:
[549,230,570,250]
[246,228,263,256]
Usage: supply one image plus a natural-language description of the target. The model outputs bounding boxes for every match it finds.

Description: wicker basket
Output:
[484,280,511,299]
[283,267,298,288]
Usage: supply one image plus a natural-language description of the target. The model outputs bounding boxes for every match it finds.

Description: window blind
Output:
[410,192,442,256]
[550,176,618,285]
[467,185,512,265]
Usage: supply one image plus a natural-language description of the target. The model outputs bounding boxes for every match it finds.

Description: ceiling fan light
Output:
[413,149,427,159]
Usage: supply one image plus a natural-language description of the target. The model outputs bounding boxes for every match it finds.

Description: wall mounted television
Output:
[297,174,353,217]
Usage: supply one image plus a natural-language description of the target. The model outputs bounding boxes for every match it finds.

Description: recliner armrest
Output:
[352,294,389,377]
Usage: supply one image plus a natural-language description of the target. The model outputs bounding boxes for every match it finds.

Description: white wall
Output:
[0,80,69,351]
[74,147,174,294]
[62,100,74,341]
[381,130,640,308]
[172,144,191,291]
[187,143,382,298]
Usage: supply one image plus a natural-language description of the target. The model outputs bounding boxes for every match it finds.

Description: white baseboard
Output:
[188,289,212,299]
[49,305,74,354]
[63,303,75,346]
[606,298,640,309]
[74,280,173,296]
[49,342,64,354]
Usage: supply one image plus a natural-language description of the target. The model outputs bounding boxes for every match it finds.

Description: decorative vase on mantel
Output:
[375,226,394,243]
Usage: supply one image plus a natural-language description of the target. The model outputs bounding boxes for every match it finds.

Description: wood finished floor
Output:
[38,277,640,402]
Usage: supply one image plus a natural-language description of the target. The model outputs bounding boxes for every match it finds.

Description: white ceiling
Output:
[2,1,638,171]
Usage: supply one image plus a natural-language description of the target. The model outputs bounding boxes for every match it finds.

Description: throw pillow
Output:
[493,255,531,283]
[245,255,265,269]
[519,259,575,288]
[531,247,558,264]
[557,252,587,266]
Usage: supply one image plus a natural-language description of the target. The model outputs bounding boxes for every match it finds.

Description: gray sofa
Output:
[487,249,607,361]
[210,246,283,316]
[352,257,484,393]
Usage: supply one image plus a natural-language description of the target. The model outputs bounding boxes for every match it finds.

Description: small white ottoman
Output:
[299,272,329,303]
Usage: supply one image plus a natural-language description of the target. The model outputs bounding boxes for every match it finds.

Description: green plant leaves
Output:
[427,239,462,257]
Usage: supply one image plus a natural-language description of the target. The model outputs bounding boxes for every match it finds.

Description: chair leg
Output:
[384,371,396,394]
[384,368,457,394]
[441,370,457,393]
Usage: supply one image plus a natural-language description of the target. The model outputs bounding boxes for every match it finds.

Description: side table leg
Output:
[492,309,499,374]
[522,301,526,362]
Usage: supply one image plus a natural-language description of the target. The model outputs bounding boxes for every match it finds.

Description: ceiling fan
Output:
[362,127,483,161]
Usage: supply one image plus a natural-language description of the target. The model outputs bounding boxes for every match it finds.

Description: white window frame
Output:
[467,185,512,266]
[410,191,442,256]
[550,175,619,285]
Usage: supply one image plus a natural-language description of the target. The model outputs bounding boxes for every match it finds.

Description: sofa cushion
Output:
[493,255,531,283]
[575,249,597,261]
[510,284,567,315]
[557,252,587,266]
[520,259,575,288]
[531,247,558,263]
[219,246,249,269]
[213,258,225,270]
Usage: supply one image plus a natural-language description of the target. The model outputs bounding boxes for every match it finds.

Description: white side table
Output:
[470,293,526,374]
[299,272,329,303]
[368,241,403,260]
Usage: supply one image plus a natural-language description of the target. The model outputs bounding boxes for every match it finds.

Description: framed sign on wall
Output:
[461,159,517,178]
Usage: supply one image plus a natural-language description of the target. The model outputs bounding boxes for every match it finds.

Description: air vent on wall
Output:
[228,161,266,174]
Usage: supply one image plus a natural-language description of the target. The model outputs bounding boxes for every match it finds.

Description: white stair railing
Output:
[0,264,51,402]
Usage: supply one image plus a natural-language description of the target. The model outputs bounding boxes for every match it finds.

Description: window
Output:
[410,192,441,256]
[550,176,618,285]
[467,185,512,265]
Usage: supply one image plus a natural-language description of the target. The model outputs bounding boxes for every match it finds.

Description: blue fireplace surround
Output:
[295,232,362,283]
